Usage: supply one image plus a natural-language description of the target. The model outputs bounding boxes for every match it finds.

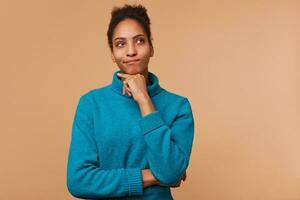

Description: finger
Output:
[123,80,131,93]
[123,85,130,96]
[122,81,128,95]
[117,73,131,79]
[120,76,133,96]
[126,88,132,96]
[125,86,132,96]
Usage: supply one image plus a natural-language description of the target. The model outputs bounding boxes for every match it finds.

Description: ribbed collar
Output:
[110,70,163,98]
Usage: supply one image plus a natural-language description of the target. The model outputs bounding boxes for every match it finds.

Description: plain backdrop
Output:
[0,0,300,199]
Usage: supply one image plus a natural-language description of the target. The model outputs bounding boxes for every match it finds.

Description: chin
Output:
[121,68,143,75]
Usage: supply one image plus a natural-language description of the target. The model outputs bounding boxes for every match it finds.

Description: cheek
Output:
[112,51,123,63]
[139,47,152,59]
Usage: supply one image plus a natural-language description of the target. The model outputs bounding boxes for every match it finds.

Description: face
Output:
[111,18,154,75]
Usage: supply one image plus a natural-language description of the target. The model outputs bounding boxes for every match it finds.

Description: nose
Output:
[126,42,137,57]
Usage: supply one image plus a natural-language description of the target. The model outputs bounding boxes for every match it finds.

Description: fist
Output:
[117,73,149,102]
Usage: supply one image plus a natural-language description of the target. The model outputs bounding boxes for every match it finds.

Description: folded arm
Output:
[137,97,194,186]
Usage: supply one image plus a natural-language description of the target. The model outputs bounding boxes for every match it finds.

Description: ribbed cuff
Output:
[138,111,165,135]
[126,168,143,196]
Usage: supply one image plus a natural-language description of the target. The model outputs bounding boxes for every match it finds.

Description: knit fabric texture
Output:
[66,70,195,199]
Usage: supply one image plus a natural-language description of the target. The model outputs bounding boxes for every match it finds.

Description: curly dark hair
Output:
[107,4,153,51]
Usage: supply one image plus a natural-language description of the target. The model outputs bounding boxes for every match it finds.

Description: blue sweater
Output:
[66,70,194,199]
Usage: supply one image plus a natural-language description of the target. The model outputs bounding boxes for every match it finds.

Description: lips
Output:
[124,59,140,64]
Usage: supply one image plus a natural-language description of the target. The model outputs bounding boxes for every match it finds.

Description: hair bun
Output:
[111,4,151,25]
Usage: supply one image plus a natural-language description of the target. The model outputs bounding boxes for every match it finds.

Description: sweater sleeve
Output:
[138,97,194,185]
[66,95,143,199]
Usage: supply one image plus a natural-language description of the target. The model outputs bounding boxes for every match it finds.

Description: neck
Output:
[141,69,150,85]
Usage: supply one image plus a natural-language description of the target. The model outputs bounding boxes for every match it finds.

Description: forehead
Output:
[112,18,146,39]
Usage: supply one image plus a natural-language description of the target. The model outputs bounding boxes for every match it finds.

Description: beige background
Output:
[1,0,299,199]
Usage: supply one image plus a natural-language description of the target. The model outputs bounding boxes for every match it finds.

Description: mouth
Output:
[124,59,140,65]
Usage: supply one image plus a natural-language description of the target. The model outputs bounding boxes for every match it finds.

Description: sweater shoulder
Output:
[80,84,111,99]
[158,88,193,120]
[160,87,190,102]
[75,84,112,112]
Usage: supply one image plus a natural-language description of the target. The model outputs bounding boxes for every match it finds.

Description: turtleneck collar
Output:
[110,70,163,98]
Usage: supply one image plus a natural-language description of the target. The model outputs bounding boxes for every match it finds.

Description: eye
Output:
[115,42,125,48]
[136,38,145,44]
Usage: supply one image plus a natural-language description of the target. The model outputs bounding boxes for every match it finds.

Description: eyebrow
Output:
[113,34,145,42]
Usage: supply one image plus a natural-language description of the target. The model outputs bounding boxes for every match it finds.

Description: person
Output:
[66,4,194,200]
